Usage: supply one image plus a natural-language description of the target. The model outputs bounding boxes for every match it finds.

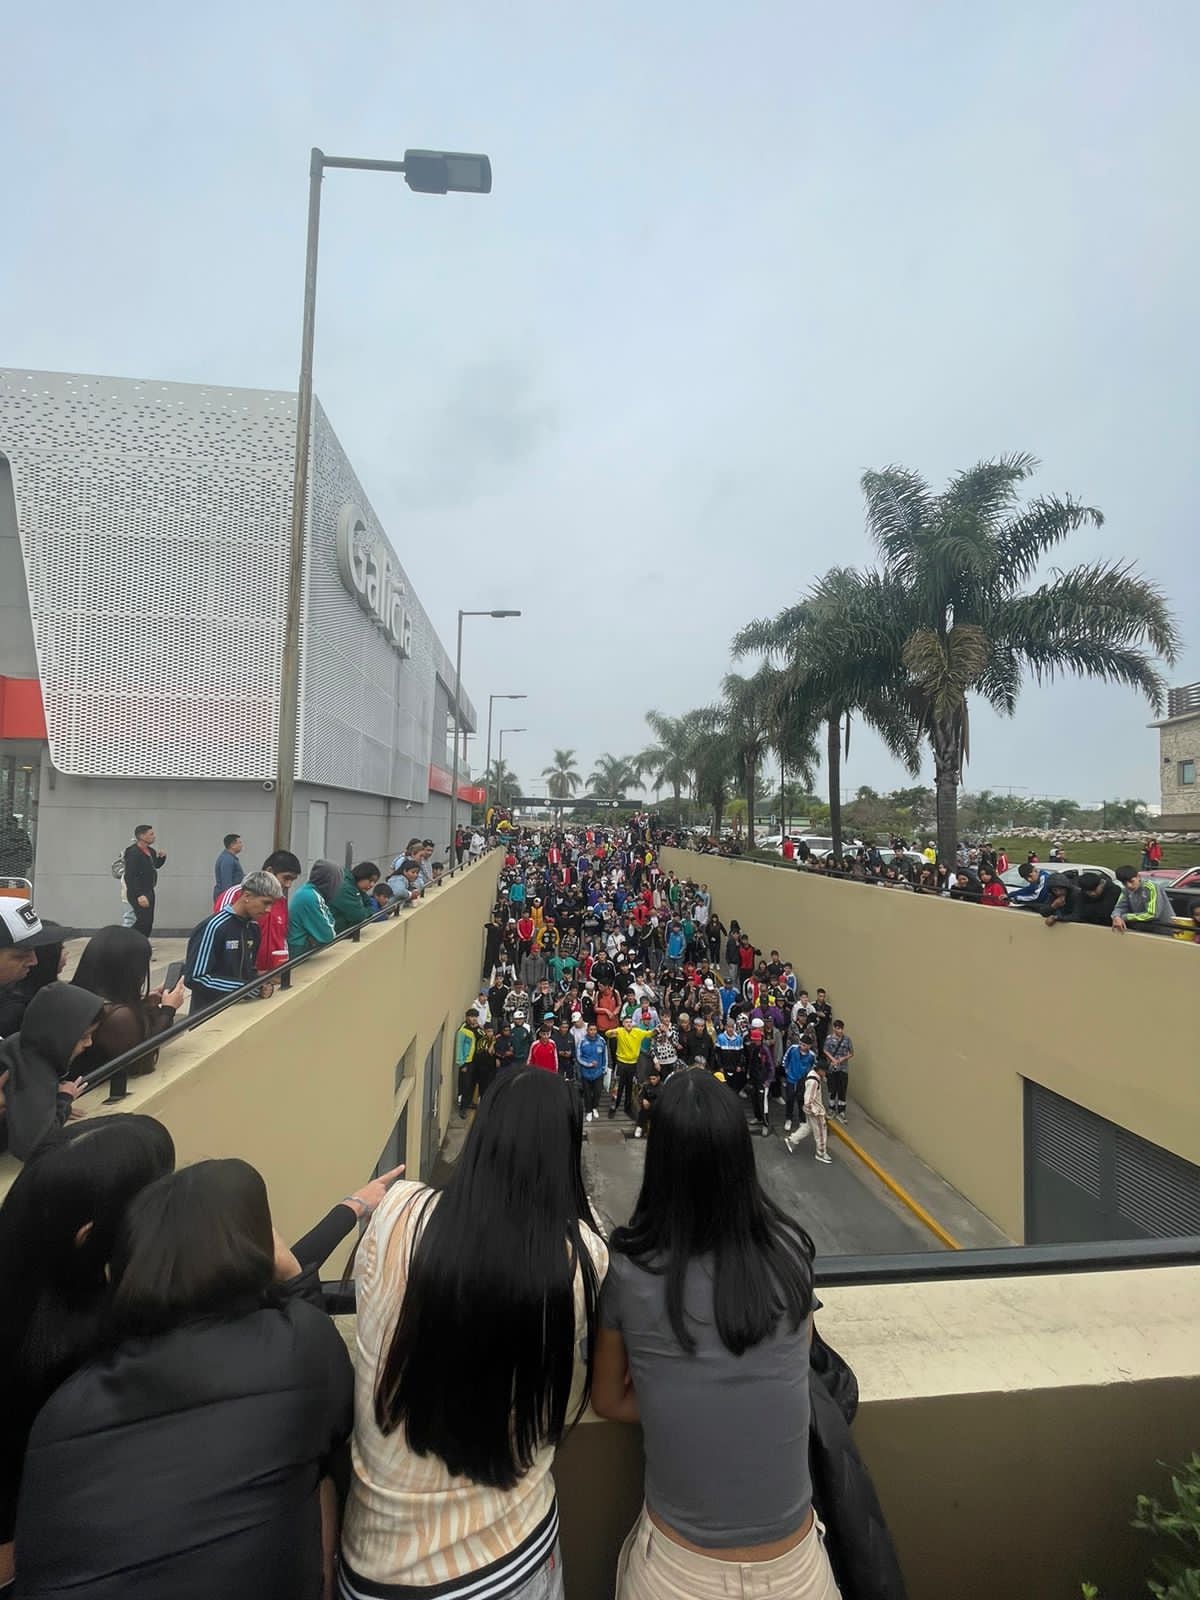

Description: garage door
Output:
[1024,1081,1200,1245]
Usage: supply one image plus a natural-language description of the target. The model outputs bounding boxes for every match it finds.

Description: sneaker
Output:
[783,1120,792,1133]
[838,1110,847,1124]
[783,1134,797,1154]
[608,1106,616,1119]
[761,1123,770,1137]
[816,1152,833,1164]
[633,1127,643,1139]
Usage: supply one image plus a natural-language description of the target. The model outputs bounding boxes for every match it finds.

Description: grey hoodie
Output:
[0,981,105,1161]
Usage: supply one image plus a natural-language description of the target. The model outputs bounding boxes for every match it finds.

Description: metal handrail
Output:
[79,852,491,1104]
[319,1232,1200,1315]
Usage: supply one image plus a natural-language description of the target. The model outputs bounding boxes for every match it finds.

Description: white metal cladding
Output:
[0,370,294,779]
[0,370,473,795]
[300,401,474,799]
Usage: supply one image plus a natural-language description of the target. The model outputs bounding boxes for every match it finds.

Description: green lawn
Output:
[995,836,1198,871]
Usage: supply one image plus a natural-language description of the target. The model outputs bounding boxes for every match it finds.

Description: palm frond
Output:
[992,494,1105,589]
[860,468,934,579]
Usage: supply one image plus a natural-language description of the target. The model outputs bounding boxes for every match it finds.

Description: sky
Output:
[3,0,1198,809]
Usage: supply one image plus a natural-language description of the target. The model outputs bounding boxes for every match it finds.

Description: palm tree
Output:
[688,711,732,836]
[638,711,698,824]
[485,759,521,808]
[734,569,922,856]
[719,669,789,845]
[541,748,581,800]
[855,453,1178,859]
[587,752,641,800]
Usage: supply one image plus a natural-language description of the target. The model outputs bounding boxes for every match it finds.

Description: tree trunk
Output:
[745,764,756,848]
[931,717,961,864]
[673,782,682,827]
[827,718,843,857]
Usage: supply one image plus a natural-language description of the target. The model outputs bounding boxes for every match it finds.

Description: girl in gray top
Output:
[592,1071,841,1599]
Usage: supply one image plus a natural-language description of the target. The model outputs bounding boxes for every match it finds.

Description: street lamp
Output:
[273,145,493,850]
[484,693,527,813]
[450,610,521,845]
[497,728,525,809]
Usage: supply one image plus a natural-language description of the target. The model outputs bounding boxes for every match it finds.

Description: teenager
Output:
[782,1035,816,1132]
[340,1069,607,1600]
[15,1159,354,1600]
[786,1060,833,1164]
[591,1071,838,1598]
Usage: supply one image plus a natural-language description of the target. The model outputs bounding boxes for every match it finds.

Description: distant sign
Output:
[335,503,413,657]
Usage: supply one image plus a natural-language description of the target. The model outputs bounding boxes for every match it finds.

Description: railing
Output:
[79,853,490,1105]
[1167,681,1200,718]
[319,1233,1200,1316]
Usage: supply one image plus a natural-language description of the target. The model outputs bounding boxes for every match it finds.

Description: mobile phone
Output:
[163,961,185,992]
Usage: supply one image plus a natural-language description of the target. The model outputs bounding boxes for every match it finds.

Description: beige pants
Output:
[615,1506,842,1599]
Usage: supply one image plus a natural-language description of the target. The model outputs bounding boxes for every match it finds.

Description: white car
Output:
[999,862,1116,889]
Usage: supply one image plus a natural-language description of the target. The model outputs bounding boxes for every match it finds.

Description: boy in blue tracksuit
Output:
[576,1023,609,1120]
[782,1038,816,1132]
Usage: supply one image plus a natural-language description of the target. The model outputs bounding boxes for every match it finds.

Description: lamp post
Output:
[449,610,520,846]
[273,145,493,850]
[497,728,525,810]
[484,693,527,813]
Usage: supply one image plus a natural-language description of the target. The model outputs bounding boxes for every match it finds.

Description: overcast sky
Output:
[4,1,1198,809]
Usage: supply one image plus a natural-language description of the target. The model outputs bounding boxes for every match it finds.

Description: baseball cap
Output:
[750,1022,764,1035]
[704,977,714,989]
[571,1011,582,1022]
[513,1010,525,1020]
[0,901,74,950]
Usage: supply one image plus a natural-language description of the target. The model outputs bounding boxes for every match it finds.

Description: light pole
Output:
[450,610,520,846]
[484,693,526,813]
[273,145,493,850]
[497,728,525,810]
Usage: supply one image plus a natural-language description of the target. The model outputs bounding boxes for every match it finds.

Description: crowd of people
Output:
[683,828,1199,937]
[0,816,901,1599]
[0,828,463,1161]
[454,826,854,1160]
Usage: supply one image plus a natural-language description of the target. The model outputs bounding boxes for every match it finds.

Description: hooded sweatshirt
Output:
[0,982,104,1160]
[287,861,340,956]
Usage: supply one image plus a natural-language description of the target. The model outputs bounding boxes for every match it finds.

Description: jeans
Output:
[616,1508,840,1600]
[506,1540,564,1600]
[582,1076,602,1113]
[827,1068,848,1109]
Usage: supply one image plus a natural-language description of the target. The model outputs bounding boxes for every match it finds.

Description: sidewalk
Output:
[832,1103,1012,1249]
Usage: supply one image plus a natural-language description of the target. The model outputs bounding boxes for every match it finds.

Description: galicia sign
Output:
[335,503,413,657]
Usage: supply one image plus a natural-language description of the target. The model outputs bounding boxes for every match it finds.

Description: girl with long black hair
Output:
[340,1067,607,1600]
[592,1070,841,1599]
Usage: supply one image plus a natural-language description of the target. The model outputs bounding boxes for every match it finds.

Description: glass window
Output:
[1180,759,1197,786]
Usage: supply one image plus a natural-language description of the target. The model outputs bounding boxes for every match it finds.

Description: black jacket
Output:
[122,843,165,906]
[0,982,104,1160]
[1074,872,1122,925]
[15,1298,354,1600]
[809,1328,908,1600]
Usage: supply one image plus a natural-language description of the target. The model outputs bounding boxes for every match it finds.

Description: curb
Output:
[829,1121,962,1250]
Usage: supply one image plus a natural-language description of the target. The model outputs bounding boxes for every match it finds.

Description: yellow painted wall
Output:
[663,849,1200,1238]
[3,857,499,1252]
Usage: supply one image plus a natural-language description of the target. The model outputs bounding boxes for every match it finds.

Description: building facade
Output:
[1152,683,1200,831]
[0,368,480,929]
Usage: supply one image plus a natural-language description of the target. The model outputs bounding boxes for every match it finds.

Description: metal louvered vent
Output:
[0,370,293,780]
[1031,1087,1103,1197]
[1116,1127,1200,1238]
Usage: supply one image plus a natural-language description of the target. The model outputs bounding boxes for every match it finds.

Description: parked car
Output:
[999,862,1117,889]
[1140,865,1200,890]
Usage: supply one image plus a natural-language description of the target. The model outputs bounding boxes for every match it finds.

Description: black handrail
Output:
[319,1231,1200,1316]
[80,852,492,1105]
[814,1232,1200,1286]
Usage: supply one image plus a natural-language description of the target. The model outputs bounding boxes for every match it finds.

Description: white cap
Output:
[571,1011,582,1021]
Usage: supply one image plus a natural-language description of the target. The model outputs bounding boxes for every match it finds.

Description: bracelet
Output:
[340,1195,368,1215]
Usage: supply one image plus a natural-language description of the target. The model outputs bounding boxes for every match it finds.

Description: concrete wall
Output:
[1158,712,1200,817]
[662,849,1200,1239]
[555,1263,1200,1600]
[24,759,457,932]
[0,854,499,1246]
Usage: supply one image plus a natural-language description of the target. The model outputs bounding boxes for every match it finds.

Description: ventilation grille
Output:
[1031,1086,1103,1197]
[1116,1127,1200,1238]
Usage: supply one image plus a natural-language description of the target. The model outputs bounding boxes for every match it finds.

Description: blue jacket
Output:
[784,1044,815,1085]
[576,1035,608,1081]
[1009,868,1050,907]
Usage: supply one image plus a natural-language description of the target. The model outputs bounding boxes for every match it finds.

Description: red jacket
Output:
[981,880,1007,906]
[516,916,535,944]
[529,1038,559,1072]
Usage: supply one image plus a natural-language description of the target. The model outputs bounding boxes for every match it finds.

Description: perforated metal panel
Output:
[0,369,472,797]
[0,370,293,779]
